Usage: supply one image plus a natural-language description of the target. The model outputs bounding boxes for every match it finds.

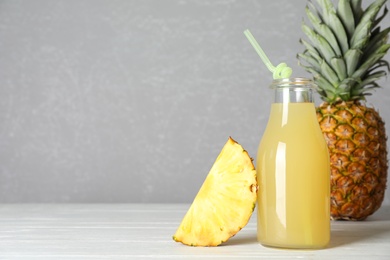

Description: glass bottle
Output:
[256,77,330,249]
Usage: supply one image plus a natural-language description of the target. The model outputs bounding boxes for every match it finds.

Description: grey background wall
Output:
[0,0,389,205]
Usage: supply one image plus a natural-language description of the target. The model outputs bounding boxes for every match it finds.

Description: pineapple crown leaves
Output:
[298,0,390,104]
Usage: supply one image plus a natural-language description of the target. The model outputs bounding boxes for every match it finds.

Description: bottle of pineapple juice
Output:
[256,78,330,249]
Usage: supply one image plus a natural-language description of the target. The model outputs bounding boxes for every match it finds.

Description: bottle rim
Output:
[270,77,316,89]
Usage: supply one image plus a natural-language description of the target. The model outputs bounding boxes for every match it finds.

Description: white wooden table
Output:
[0,204,389,259]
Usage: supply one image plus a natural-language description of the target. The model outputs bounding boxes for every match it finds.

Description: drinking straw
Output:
[244,29,292,79]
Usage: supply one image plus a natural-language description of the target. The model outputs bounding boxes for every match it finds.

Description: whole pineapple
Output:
[298,0,389,220]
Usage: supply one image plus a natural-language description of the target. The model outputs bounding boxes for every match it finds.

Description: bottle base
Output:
[259,241,329,250]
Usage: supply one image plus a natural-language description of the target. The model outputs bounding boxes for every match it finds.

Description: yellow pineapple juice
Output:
[257,79,330,249]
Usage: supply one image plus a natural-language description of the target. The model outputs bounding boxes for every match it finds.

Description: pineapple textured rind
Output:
[173,137,257,246]
[317,101,388,220]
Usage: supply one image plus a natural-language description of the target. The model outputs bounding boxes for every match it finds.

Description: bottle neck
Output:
[274,87,314,103]
[270,78,315,104]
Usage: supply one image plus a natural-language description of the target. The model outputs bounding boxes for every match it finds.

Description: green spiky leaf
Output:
[363,27,390,60]
[344,49,363,76]
[331,57,348,80]
[300,38,322,61]
[360,70,387,86]
[367,59,390,73]
[350,0,363,23]
[298,0,390,104]
[373,4,388,28]
[317,0,350,53]
[351,0,386,49]
[352,45,390,78]
[302,22,337,63]
[306,5,342,56]
[298,52,321,72]
[350,21,373,49]
[338,0,355,38]
[320,59,340,86]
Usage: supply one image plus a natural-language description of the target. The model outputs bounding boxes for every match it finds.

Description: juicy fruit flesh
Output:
[173,137,257,246]
[317,101,388,220]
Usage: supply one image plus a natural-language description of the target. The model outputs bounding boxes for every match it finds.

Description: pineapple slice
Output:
[173,137,257,246]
